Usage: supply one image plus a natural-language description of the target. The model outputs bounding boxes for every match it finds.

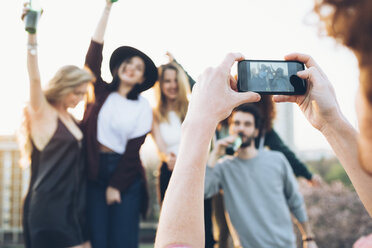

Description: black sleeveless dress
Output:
[23,119,88,248]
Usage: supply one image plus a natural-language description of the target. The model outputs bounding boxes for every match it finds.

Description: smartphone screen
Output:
[238,60,307,95]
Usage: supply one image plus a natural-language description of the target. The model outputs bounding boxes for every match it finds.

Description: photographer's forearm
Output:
[155,117,217,248]
[92,3,112,43]
[322,115,372,216]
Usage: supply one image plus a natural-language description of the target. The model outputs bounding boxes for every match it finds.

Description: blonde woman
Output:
[153,55,216,248]
[152,61,190,203]
[20,6,94,248]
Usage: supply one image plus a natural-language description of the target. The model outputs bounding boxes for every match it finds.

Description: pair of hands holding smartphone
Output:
[238,53,340,133]
[237,59,307,95]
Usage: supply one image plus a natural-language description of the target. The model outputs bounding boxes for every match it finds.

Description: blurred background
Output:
[1,0,370,247]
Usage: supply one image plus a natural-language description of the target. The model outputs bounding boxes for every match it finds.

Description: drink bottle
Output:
[225,134,243,155]
[25,0,42,34]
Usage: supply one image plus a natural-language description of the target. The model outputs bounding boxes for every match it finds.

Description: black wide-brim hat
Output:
[109,46,158,92]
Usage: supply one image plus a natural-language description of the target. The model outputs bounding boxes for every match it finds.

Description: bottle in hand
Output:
[225,134,243,155]
[24,0,42,34]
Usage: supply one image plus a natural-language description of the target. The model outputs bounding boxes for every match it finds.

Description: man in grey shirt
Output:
[205,104,317,248]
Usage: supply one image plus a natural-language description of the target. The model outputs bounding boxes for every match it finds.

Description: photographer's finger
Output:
[229,75,238,91]
[285,53,321,70]
[220,53,245,71]
[234,91,261,106]
[272,95,297,103]
[297,67,322,85]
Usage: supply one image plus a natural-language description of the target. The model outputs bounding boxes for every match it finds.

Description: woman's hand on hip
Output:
[166,152,177,171]
[106,186,121,205]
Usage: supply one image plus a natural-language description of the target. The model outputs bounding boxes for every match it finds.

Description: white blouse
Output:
[97,92,152,154]
[159,111,182,155]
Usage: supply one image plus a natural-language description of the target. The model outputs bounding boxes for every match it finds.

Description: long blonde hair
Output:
[18,65,94,168]
[154,62,190,123]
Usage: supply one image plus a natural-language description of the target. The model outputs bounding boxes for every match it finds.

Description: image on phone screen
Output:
[238,60,306,95]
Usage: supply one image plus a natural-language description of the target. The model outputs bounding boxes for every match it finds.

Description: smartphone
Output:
[237,60,307,95]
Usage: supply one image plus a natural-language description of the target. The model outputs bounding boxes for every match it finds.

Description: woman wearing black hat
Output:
[81,1,158,247]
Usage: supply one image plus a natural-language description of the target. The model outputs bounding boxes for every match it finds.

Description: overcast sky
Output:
[0,0,360,152]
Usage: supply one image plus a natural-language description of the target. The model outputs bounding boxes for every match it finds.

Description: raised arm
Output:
[26,33,46,112]
[204,136,236,199]
[273,53,372,216]
[166,51,197,90]
[154,53,260,247]
[84,0,114,90]
[22,5,46,112]
[92,0,113,44]
[207,135,236,166]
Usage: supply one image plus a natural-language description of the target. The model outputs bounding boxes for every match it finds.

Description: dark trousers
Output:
[159,162,215,248]
[87,153,143,248]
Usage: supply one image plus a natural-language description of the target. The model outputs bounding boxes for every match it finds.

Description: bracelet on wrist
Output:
[302,237,315,242]
[27,43,38,48]
[27,43,38,55]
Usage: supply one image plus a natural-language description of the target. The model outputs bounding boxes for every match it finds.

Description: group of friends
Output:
[251,64,293,92]
[19,0,372,248]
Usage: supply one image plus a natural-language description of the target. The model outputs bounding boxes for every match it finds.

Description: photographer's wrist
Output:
[183,113,218,133]
[320,112,353,140]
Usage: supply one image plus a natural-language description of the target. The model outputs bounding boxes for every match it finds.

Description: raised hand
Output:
[273,53,342,132]
[21,2,30,20]
[21,2,43,21]
[187,53,261,126]
[165,51,175,63]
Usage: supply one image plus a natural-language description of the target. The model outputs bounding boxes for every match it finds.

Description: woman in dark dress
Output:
[20,7,94,248]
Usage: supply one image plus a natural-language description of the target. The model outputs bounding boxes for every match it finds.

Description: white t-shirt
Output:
[159,111,182,155]
[97,92,152,154]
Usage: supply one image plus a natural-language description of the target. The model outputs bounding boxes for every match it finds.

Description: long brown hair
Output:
[18,65,94,168]
[314,0,372,103]
[253,95,276,133]
[153,62,190,123]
